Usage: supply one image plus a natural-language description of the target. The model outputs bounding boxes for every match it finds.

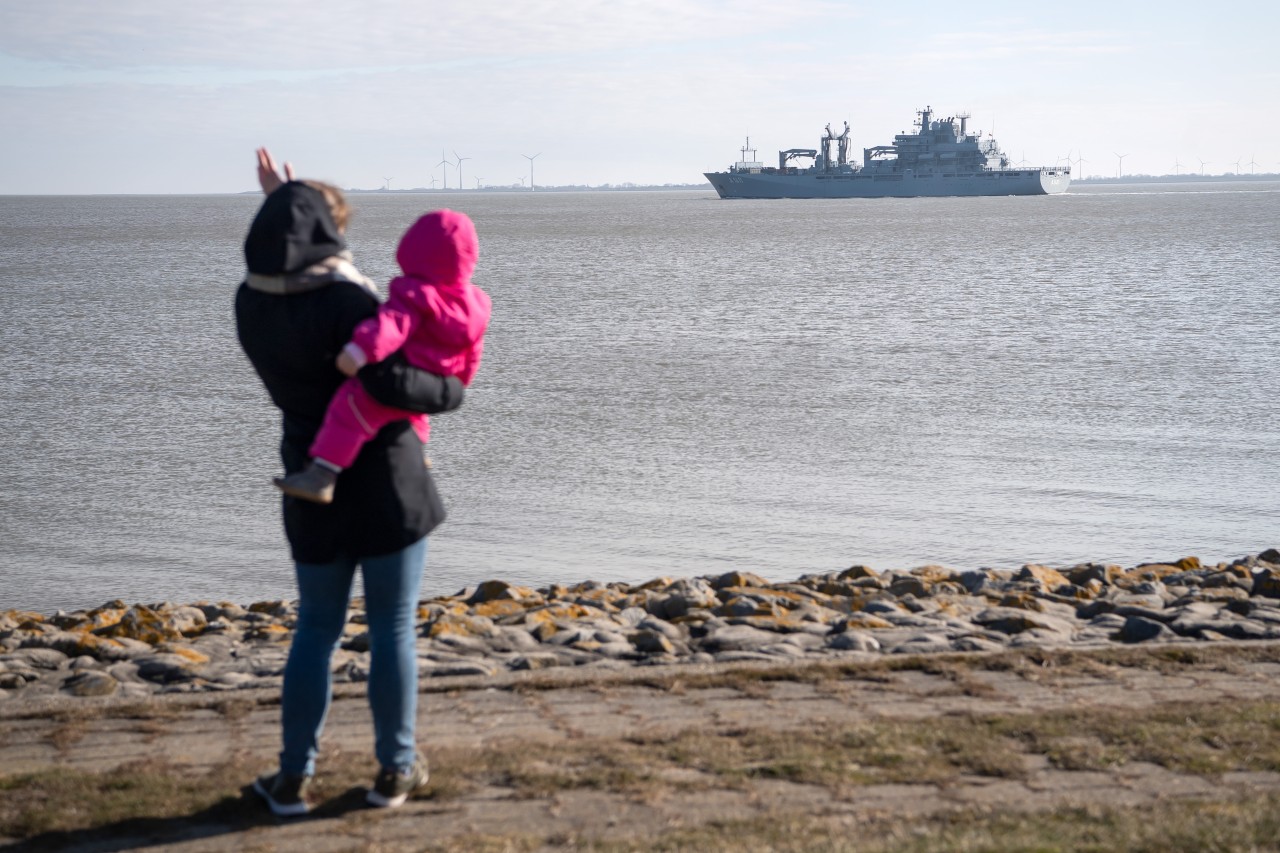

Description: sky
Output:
[1,0,1277,194]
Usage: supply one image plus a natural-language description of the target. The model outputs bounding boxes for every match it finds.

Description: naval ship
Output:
[705,107,1070,199]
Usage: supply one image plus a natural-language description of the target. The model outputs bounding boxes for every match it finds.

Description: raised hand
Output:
[256,147,296,195]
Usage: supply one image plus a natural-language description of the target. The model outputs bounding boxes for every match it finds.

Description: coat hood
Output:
[395,209,478,286]
[244,182,346,275]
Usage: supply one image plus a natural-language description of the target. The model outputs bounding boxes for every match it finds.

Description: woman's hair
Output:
[302,180,351,233]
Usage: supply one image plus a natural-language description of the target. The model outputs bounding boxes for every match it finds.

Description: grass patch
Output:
[406,794,1280,852]
[0,759,250,840]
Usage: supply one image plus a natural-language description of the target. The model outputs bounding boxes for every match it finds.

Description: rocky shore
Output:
[3,549,1279,704]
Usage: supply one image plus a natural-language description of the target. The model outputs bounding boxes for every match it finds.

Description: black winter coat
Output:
[235,182,463,563]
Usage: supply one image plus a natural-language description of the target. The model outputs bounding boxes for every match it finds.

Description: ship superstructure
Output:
[705,107,1070,199]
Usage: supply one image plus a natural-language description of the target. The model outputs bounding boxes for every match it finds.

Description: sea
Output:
[2,183,1277,613]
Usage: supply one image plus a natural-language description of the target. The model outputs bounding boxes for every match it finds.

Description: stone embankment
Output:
[3,550,1279,703]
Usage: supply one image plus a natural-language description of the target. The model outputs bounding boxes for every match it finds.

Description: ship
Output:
[704,106,1070,199]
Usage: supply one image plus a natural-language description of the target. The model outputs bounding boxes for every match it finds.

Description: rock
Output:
[468,580,539,605]
[951,636,1008,652]
[488,626,541,653]
[647,578,719,620]
[428,662,496,678]
[718,597,759,617]
[63,671,119,697]
[617,606,648,627]
[1119,616,1175,643]
[1015,565,1071,590]
[630,630,675,655]
[709,571,771,590]
[862,600,905,615]
[1252,569,1280,599]
[886,634,953,655]
[838,565,878,581]
[509,653,562,671]
[836,613,893,630]
[827,631,880,652]
[135,654,204,684]
[5,647,69,670]
[698,625,778,653]
[636,617,683,641]
[972,608,1077,637]
[888,577,929,598]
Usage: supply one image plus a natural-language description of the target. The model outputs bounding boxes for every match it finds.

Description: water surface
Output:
[1,183,1276,611]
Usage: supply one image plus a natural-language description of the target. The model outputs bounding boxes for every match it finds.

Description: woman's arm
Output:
[357,352,466,415]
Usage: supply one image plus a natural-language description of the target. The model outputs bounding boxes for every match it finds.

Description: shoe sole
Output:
[271,478,334,504]
[365,769,429,808]
[253,777,310,817]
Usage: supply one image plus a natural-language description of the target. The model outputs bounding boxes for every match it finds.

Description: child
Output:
[274,209,491,504]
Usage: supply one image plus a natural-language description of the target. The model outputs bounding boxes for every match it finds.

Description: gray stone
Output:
[636,617,684,641]
[595,641,639,659]
[63,671,119,697]
[4,647,70,670]
[1119,616,1175,643]
[509,654,562,671]
[428,662,496,678]
[135,653,202,684]
[886,634,953,655]
[489,626,541,652]
[828,631,880,652]
[630,630,675,655]
[617,606,648,627]
[863,600,905,615]
[951,636,1007,652]
[698,625,777,653]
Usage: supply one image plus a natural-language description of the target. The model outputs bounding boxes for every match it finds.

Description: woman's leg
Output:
[279,556,357,776]
[361,537,427,771]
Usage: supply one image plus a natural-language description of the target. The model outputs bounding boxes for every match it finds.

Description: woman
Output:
[236,149,462,815]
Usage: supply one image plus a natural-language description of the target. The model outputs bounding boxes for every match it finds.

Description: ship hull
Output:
[704,169,1069,199]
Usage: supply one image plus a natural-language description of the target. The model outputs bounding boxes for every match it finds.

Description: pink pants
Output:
[309,378,430,469]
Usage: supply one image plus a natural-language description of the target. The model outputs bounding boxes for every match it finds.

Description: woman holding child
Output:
[235,149,487,815]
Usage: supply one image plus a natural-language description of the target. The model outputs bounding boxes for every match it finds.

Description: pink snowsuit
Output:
[309,209,491,469]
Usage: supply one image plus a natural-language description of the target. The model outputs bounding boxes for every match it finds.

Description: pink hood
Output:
[396,209,478,286]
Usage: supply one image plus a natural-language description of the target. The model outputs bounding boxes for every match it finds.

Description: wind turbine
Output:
[522,152,541,191]
[436,150,451,190]
[1073,151,1088,179]
[1197,158,1209,176]
[454,151,471,190]
[1248,155,1259,175]
[1173,157,1182,176]
[382,176,394,191]
[429,177,438,190]
[1233,158,1243,175]
[474,177,483,189]
[1114,152,1128,179]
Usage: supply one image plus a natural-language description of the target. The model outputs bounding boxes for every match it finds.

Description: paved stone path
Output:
[3,646,1280,851]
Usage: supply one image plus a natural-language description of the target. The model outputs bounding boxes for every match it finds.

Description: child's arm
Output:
[338,296,418,375]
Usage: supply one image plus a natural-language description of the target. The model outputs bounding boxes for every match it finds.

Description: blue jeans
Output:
[279,537,427,777]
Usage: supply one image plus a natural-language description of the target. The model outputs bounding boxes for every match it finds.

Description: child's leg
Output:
[309,379,404,469]
[408,414,430,445]
[276,380,424,504]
